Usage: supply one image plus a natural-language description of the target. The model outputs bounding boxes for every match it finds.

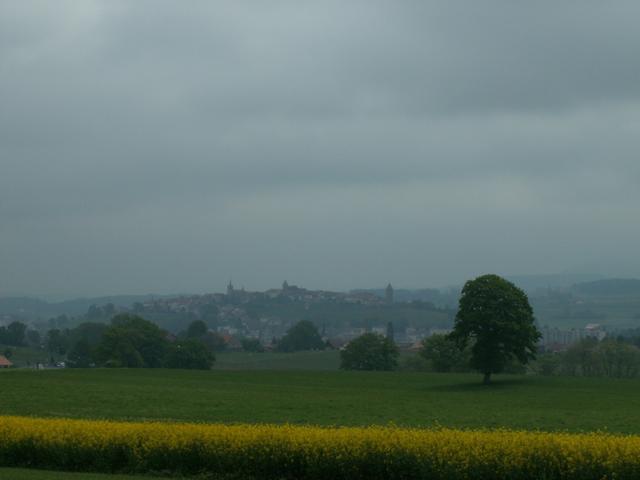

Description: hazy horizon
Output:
[2,2,640,298]
[1,272,615,303]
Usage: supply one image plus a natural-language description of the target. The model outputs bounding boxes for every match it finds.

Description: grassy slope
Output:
[2,369,640,433]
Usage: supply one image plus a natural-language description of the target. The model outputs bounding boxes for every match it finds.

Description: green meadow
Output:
[2,368,640,433]
[213,350,341,370]
[0,469,155,480]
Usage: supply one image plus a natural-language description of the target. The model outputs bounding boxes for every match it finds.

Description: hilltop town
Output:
[132,281,452,349]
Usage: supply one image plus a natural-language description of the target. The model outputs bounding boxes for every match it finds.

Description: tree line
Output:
[339,275,640,382]
[44,315,214,369]
[412,334,640,379]
[6,274,640,382]
[0,321,40,347]
[43,316,333,368]
[535,337,640,378]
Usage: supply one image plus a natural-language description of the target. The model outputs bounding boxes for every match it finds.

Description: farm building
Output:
[0,354,12,368]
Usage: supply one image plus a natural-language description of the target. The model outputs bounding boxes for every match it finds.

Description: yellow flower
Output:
[1,416,640,479]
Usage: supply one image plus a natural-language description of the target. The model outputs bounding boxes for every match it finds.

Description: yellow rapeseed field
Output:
[1,415,639,479]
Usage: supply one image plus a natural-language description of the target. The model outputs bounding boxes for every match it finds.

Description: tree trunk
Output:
[483,372,491,385]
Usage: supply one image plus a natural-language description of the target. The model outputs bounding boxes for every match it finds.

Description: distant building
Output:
[0,355,12,368]
[385,283,394,304]
[584,323,606,341]
[227,280,235,296]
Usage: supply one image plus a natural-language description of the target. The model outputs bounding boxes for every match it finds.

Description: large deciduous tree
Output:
[449,274,540,384]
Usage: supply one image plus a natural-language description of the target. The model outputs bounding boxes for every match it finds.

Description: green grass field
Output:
[0,344,50,368]
[0,469,158,480]
[2,368,640,433]
[213,350,340,370]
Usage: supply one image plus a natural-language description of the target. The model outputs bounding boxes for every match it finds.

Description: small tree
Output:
[277,320,325,352]
[46,329,69,356]
[420,334,470,372]
[562,338,599,376]
[69,322,107,348]
[1,321,27,346]
[598,340,640,378]
[26,330,41,347]
[186,320,208,339]
[241,338,264,353]
[340,333,398,371]
[449,274,540,384]
[97,314,170,368]
[67,339,95,368]
[166,339,215,370]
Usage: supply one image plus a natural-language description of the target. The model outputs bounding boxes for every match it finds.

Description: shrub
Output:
[165,339,215,370]
[340,333,398,371]
[419,334,471,372]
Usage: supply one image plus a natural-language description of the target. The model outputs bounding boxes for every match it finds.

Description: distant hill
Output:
[505,273,604,292]
[0,296,52,316]
[573,279,640,296]
[0,294,176,319]
[353,274,605,307]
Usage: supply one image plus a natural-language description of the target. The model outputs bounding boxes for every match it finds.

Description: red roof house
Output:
[0,355,13,368]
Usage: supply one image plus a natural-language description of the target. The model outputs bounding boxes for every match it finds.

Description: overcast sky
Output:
[2,1,640,298]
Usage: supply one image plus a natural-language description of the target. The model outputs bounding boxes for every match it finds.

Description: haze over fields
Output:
[2,1,640,298]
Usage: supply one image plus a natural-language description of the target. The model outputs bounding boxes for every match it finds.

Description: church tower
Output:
[227,280,235,296]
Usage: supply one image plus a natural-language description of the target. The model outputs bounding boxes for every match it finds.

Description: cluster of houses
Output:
[137,282,411,348]
[140,281,391,316]
[539,323,607,352]
[8,282,618,366]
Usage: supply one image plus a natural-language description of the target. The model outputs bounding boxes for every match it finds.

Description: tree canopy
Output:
[277,320,325,352]
[449,274,540,384]
[340,333,398,371]
[166,339,215,370]
[97,314,170,368]
[186,320,208,339]
[420,333,470,372]
[0,321,27,346]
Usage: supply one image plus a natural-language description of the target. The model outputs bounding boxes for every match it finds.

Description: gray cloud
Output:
[1,1,640,297]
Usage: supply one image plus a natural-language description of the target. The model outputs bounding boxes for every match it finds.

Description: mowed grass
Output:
[0,468,160,480]
[2,369,640,433]
[213,350,341,370]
